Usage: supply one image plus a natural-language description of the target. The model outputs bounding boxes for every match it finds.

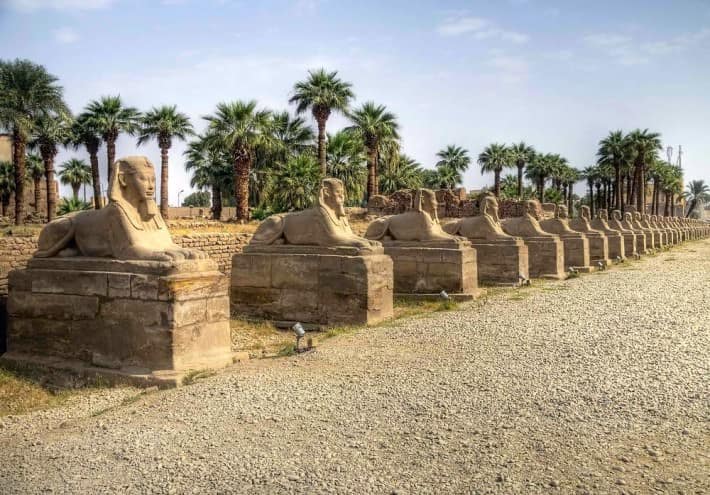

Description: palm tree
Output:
[289,69,354,176]
[71,113,103,209]
[203,100,273,220]
[379,152,424,194]
[137,105,194,218]
[597,130,631,210]
[683,180,710,218]
[266,153,321,212]
[271,111,315,160]
[0,160,14,217]
[477,143,510,197]
[57,197,91,215]
[326,130,366,204]
[58,158,91,200]
[345,102,400,200]
[581,165,599,216]
[435,145,470,190]
[184,134,233,221]
[627,128,662,213]
[0,59,69,224]
[31,113,72,221]
[83,95,140,180]
[508,142,535,197]
[25,153,44,214]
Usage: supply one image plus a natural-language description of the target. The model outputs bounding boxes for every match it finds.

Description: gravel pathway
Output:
[1,240,709,494]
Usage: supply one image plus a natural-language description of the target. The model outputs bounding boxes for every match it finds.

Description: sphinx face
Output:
[124,165,156,201]
[323,182,347,217]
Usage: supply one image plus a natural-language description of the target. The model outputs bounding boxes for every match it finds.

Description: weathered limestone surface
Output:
[366,189,479,296]
[231,245,393,326]
[621,213,648,254]
[4,258,232,385]
[233,178,393,326]
[501,201,565,280]
[568,206,611,267]
[443,194,529,285]
[590,210,625,260]
[539,204,591,271]
[632,212,659,250]
[608,210,639,258]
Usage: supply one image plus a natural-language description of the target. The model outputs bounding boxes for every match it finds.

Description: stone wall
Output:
[0,232,253,296]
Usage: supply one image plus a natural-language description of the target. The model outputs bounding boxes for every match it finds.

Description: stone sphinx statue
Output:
[609,209,638,257]
[568,205,612,266]
[251,178,377,250]
[539,204,591,269]
[502,200,556,238]
[443,193,516,242]
[365,189,460,244]
[34,156,206,262]
[590,209,625,259]
[622,211,648,254]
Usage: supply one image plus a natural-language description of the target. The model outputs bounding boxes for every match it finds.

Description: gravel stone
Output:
[0,241,708,494]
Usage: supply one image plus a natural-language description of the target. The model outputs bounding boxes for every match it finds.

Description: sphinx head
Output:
[624,212,633,222]
[556,204,569,219]
[109,156,159,218]
[581,205,591,220]
[414,188,439,222]
[319,178,347,218]
[612,210,622,221]
[524,200,540,220]
[480,193,500,222]
[634,212,642,221]
[596,209,609,221]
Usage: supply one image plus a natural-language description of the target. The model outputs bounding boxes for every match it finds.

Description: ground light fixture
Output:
[439,290,450,301]
[292,322,305,352]
[597,261,605,270]
[568,267,579,275]
[518,273,530,286]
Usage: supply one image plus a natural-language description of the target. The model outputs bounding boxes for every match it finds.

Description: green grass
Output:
[182,369,216,385]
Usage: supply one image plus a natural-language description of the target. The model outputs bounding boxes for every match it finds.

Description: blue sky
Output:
[2,0,709,204]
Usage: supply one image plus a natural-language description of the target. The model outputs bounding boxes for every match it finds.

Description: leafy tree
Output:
[184,133,233,220]
[203,101,273,220]
[683,179,710,217]
[30,113,73,221]
[57,197,91,215]
[500,174,534,200]
[71,113,103,209]
[83,95,140,179]
[379,152,423,194]
[345,102,400,200]
[508,141,535,198]
[326,130,366,205]
[0,160,14,217]
[271,111,315,160]
[58,158,91,200]
[0,59,69,224]
[627,128,662,212]
[290,69,354,175]
[182,191,211,207]
[597,130,632,210]
[137,105,194,218]
[435,145,470,190]
[25,153,44,214]
[266,153,321,212]
[477,143,510,197]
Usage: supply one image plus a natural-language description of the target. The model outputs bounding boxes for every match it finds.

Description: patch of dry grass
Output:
[0,365,72,416]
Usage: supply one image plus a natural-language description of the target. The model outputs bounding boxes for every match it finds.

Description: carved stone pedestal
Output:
[469,239,529,285]
[231,245,393,327]
[3,258,233,387]
[381,240,480,298]
[522,237,566,279]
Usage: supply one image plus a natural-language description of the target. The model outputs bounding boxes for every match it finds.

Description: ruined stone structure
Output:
[3,157,232,386]
[365,189,479,297]
[539,204,591,271]
[443,193,529,285]
[590,209,625,260]
[608,210,639,258]
[568,206,611,267]
[501,200,565,279]
[232,178,393,326]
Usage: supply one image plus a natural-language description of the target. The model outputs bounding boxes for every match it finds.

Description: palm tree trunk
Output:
[517,164,524,197]
[211,184,222,221]
[568,183,574,215]
[635,163,644,213]
[615,165,622,211]
[626,172,633,206]
[83,184,87,203]
[664,192,670,217]
[72,184,80,200]
[316,116,327,177]
[12,130,26,225]
[34,178,41,214]
[494,169,501,197]
[107,136,116,181]
[43,155,57,222]
[160,145,169,219]
[366,147,377,201]
[619,175,625,207]
[588,183,595,218]
[234,150,251,221]
[88,148,101,209]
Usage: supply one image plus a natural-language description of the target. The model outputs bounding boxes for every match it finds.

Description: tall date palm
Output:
[58,158,92,200]
[290,69,354,176]
[477,143,510,197]
[137,105,194,218]
[31,113,73,220]
[508,141,535,198]
[71,113,103,209]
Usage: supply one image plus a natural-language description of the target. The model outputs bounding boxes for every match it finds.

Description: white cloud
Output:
[53,26,79,43]
[641,28,710,54]
[583,33,632,47]
[436,15,529,43]
[488,55,529,83]
[7,0,114,11]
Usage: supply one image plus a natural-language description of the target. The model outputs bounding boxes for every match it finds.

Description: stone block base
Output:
[231,246,393,327]
[621,232,638,258]
[469,240,529,286]
[583,235,611,267]
[5,258,233,386]
[559,235,590,270]
[523,237,565,280]
[606,234,626,260]
[383,243,478,295]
